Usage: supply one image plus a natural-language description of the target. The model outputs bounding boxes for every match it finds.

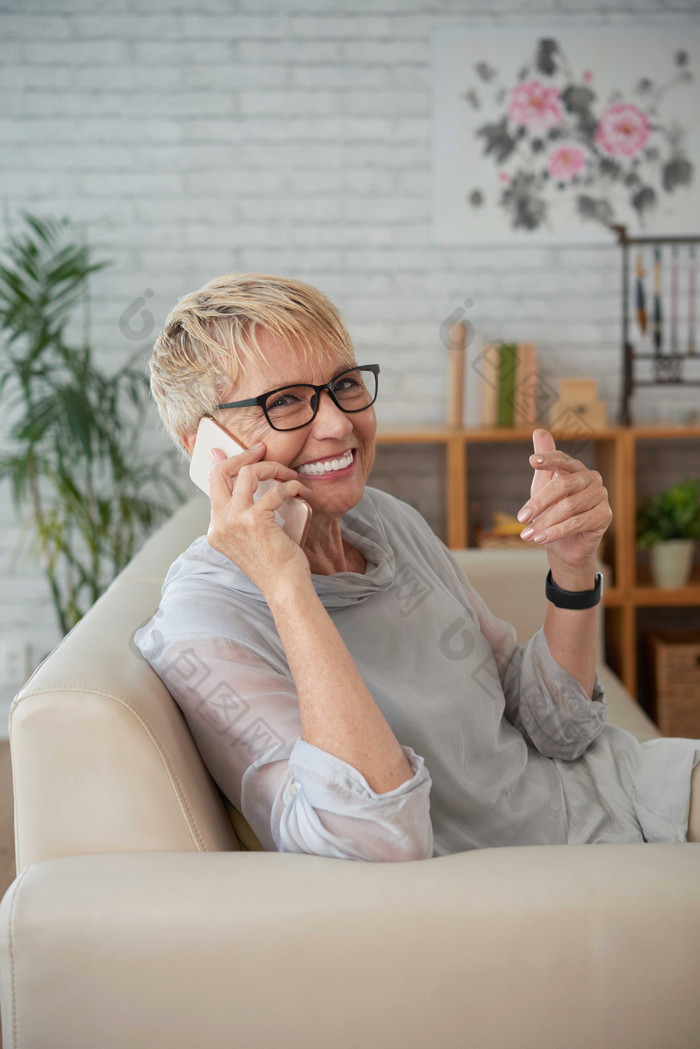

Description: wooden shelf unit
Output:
[374,424,700,697]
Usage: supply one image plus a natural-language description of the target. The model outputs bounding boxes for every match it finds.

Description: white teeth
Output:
[297,451,353,476]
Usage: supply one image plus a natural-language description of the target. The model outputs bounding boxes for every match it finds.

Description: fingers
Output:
[520,434,612,546]
[532,427,556,457]
[230,462,308,505]
[520,497,612,547]
[254,478,313,511]
[520,468,602,523]
[208,445,298,507]
[529,428,557,497]
[527,444,591,502]
[529,448,584,475]
[210,440,265,474]
[520,484,607,542]
[204,443,313,585]
[210,460,311,517]
[211,442,302,485]
[206,441,264,499]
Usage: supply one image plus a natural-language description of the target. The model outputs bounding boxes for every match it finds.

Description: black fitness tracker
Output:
[545,569,603,610]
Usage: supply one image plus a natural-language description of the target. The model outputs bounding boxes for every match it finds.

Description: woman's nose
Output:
[310,389,353,437]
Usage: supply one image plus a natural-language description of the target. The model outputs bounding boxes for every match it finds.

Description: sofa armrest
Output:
[10,573,238,873]
[2,848,699,1049]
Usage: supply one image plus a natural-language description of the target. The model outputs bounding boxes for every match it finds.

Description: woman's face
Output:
[187,332,377,524]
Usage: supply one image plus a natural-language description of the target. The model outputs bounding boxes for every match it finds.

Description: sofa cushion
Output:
[223,798,265,851]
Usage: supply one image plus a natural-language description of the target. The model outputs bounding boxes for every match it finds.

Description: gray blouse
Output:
[135,487,700,858]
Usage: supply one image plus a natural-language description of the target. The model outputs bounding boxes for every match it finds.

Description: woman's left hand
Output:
[517,428,612,577]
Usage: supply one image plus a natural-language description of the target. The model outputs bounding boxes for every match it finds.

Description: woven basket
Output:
[649,630,700,738]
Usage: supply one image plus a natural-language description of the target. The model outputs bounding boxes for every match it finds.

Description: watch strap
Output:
[545,569,603,610]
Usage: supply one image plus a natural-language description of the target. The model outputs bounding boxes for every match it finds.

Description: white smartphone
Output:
[189,416,312,547]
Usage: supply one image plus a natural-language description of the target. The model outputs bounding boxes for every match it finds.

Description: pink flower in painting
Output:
[595,103,650,158]
[507,80,564,132]
[548,144,588,181]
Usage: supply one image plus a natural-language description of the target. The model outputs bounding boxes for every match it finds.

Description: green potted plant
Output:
[636,478,700,588]
[0,212,185,635]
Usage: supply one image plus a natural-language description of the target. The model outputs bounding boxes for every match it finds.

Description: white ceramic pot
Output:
[649,539,695,588]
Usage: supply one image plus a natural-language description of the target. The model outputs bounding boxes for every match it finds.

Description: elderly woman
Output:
[135,273,700,860]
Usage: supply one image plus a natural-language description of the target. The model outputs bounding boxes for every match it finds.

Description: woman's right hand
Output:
[206,442,313,594]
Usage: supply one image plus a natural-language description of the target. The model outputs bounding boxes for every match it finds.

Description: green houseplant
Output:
[0,213,185,635]
[636,478,700,587]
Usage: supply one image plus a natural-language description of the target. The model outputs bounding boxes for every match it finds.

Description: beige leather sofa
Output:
[2,494,699,1049]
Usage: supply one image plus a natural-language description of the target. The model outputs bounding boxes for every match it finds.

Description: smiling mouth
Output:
[296,449,355,476]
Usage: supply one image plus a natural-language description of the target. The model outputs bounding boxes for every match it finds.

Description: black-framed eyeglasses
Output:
[216,364,380,432]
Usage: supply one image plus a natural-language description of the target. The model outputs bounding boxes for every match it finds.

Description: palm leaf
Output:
[1,212,186,632]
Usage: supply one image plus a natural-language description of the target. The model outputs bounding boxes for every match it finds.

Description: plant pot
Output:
[649,539,695,588]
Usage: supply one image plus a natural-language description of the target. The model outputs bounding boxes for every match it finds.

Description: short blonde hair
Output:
[148,272,355,453]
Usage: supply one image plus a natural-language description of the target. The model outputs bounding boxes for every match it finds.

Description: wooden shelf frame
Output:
[375,424,700,697]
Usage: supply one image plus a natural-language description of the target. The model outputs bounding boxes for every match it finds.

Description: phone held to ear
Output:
[189,416,312,547]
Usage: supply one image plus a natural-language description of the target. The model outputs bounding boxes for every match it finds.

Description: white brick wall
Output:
[1,0,698,729]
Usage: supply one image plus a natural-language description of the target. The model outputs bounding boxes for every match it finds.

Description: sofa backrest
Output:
[450,547,605,660]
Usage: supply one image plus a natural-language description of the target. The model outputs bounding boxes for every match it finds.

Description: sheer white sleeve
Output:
[138,634,434,861]
[454,569,608,761]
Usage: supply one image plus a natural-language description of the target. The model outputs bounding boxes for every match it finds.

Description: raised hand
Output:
[206,443,313,593]
[517,428,612,582]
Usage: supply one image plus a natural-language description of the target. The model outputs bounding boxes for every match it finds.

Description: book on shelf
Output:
[480,341,539,428]
[446,320,466,427]
[497,342,517,427]
[479,341,500,427]
[513,342,538,428]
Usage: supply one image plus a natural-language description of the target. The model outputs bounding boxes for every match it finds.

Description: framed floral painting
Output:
[432,26,699,243]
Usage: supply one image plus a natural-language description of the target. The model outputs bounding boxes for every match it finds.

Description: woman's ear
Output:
[181,432,196,458]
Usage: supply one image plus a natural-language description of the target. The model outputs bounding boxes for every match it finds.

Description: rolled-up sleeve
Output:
[134,627,433,861]
[263,738,432,861]
[502,627,607,760]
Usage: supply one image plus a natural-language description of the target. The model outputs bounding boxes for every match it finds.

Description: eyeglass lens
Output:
[264,367,377,430]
